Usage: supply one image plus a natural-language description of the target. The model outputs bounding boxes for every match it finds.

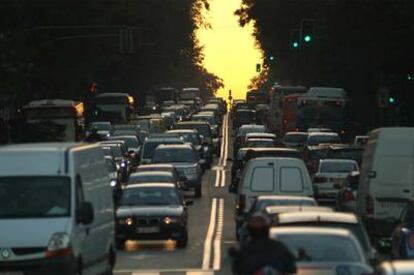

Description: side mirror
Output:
[184,200,194,206]
[368,171,376,179]
[78,202,94,225]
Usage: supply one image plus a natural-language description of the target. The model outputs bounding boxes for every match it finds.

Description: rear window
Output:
[307,135,340,146]
[284,134,307,143]
[142,141,182,159]
[175,124,211,137]
[320,162,358,173]
[250,167,274,192]
[153,148,197,163]
[280,167,304,192]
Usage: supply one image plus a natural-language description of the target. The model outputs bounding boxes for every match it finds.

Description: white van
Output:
[357,128,414,238]
[235,157,313,229]
[0,143,116,275]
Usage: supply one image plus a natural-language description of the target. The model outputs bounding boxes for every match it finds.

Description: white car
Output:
[270,227,372,273]
[313,159,359,202]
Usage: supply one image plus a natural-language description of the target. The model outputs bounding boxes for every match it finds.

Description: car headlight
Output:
[110,180,117,187]
[46,233,71,258]
[116,163,120,170]
[121,162,126,168]
[152,106,157,110]
[163,216,179,224]
[118,217,134,226]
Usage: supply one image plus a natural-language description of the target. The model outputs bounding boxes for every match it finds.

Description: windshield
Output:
[0,177,70,218]
[246,140,274,148]
[153,148,197,163]
[129,175,173,184]
[119,187,180,206]
[321,162,358,173]
[179,133,201,145]
[175,124,211,137]
[284,134,307,143]
[111,137,139,148]
[90,122,111,131]
[277,234,361,262]
[142,141,182,159]
[308,135,341,146]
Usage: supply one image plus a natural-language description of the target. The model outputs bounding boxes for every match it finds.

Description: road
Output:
[114,114,235,275]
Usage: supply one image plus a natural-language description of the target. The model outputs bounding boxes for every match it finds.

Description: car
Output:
[244,132,276,142]
[234,157,314,232]
[357,128,414,239]
[305,132,341,146]
[152,144,204,197]
[354,135,369,146]
[237,195,317,241]
[302,144,332,175]
[326,144,364,166]
[161,112,177,129]
[128,171,183,189]
[173,121,215,158]
[244,138,275,148]
[313,159,359,202]
[166,129,211,168]
[104,156,122,200]
[108,135,141,167]
[233,125,267,157]
[233,109,256,129]
[136,164,182,181]
[376,260,414,275]
[274,211,376,263]
[0,143,116,274]
[264,205,333,222]
[139,133,184,164]
[391,200,414,259]
[336,171,360,212]
[100,141,131,181]
[270,227,371,273]
[282,132,308,148]
[115,183,191,249]
[86,121,111,139]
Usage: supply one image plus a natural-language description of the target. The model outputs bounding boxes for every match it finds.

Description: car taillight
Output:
[343,189,355,201]
[313,176,327,183]
[408,233,414,249]
[366,195,374,215]
[238,194,246,214]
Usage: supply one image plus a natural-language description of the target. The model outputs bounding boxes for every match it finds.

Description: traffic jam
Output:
[0,85,413,275]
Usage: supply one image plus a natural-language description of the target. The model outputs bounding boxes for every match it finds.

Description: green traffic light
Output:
[304,35,312,42]
[292,42,299,48]
[269,56,275,61]
[389,97,395,104]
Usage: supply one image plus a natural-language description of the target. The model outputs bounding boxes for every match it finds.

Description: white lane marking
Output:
[214,169,221,187]
[223,114,229,166]
[219,115,226,166]
[213,199,224,270]
[202,198,218,270]
[124,270,214,275]
[131,273,159,275]
[220,170,226,188]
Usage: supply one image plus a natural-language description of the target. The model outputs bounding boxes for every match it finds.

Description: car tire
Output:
[116,239,125,250]
[195,185,202,198]
[176,229,188,248]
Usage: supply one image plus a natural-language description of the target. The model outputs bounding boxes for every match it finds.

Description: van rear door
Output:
[372,155,413,221]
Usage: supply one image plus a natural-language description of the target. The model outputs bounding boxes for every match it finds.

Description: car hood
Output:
[117,205,184,217]
[0,218,71,247]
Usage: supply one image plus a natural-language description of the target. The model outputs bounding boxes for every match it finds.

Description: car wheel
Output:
[195,185,202,198]
[116,239,125,250]
[176,229,188,248]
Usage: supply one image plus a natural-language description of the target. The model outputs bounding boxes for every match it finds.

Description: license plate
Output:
[0,272,24,275]
[379,201,406,208]
[136,227,160,234]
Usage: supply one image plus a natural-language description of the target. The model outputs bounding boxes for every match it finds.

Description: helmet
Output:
[247,212,270,239]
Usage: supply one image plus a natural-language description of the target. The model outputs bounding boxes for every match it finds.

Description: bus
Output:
[246,89,268,107]
[92,93,136,123]
[21,99,84,142]
[296,87,348,132]
[281,93,303,133]
[268,85,307,135]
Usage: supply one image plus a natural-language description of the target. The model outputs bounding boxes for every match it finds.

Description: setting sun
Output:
[197,0,262,100]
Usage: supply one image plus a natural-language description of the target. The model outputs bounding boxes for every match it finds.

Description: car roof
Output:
[277,211,358,224]
[176,121,209,125]
[247,156,303,163]
[167,129,198,134]
[155,144,193,150]
[308,132,339,137]
[265,205,333,215]
[0,142,82,152]
[246,138,275,142]
[137,164,175,169]
[246,132,276,138]
[319,159,358,164]
[270,226,354,238]
[246,147,300,153]
[130,171,173,177]
[145,137,183,143]
[109,135,138,140]
[285,131,307,135]
[256,195,316,202]
[240,124,264,129]
[125,183,176,189]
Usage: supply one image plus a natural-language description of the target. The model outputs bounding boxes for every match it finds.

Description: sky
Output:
[196,0,262,100]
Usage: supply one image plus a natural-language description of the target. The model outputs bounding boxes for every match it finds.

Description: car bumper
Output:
[0,254,77,275]
[363,217,397,238]
[116,224,186,241]
[182,177,201,189]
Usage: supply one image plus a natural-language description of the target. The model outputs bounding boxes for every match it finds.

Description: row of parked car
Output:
[228,101,414,274]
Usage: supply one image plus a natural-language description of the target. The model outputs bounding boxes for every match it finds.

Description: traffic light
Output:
[269,55,275,61]
[301,19,314,44]
[388,96,396,104]
[256,63,261,72]
[290,29,300,49]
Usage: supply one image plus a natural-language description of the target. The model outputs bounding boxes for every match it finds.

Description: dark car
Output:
[139,133,184,164]
[136,163,182,181]
[115,183,192,249]
[233,109,255,129]
[128,171,183,189]
[152,144,204,197]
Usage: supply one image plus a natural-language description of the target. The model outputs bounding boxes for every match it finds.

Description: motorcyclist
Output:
[231,213,297,275]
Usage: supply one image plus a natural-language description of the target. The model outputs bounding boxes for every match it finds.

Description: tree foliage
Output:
[0,0,222,104]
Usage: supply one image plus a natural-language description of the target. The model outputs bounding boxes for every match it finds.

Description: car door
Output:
[246,161,276,211]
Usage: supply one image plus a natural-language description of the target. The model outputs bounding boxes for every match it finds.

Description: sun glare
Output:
[197,0,262,100]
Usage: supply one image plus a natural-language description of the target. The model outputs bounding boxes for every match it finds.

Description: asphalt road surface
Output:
[114,115,235,275]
